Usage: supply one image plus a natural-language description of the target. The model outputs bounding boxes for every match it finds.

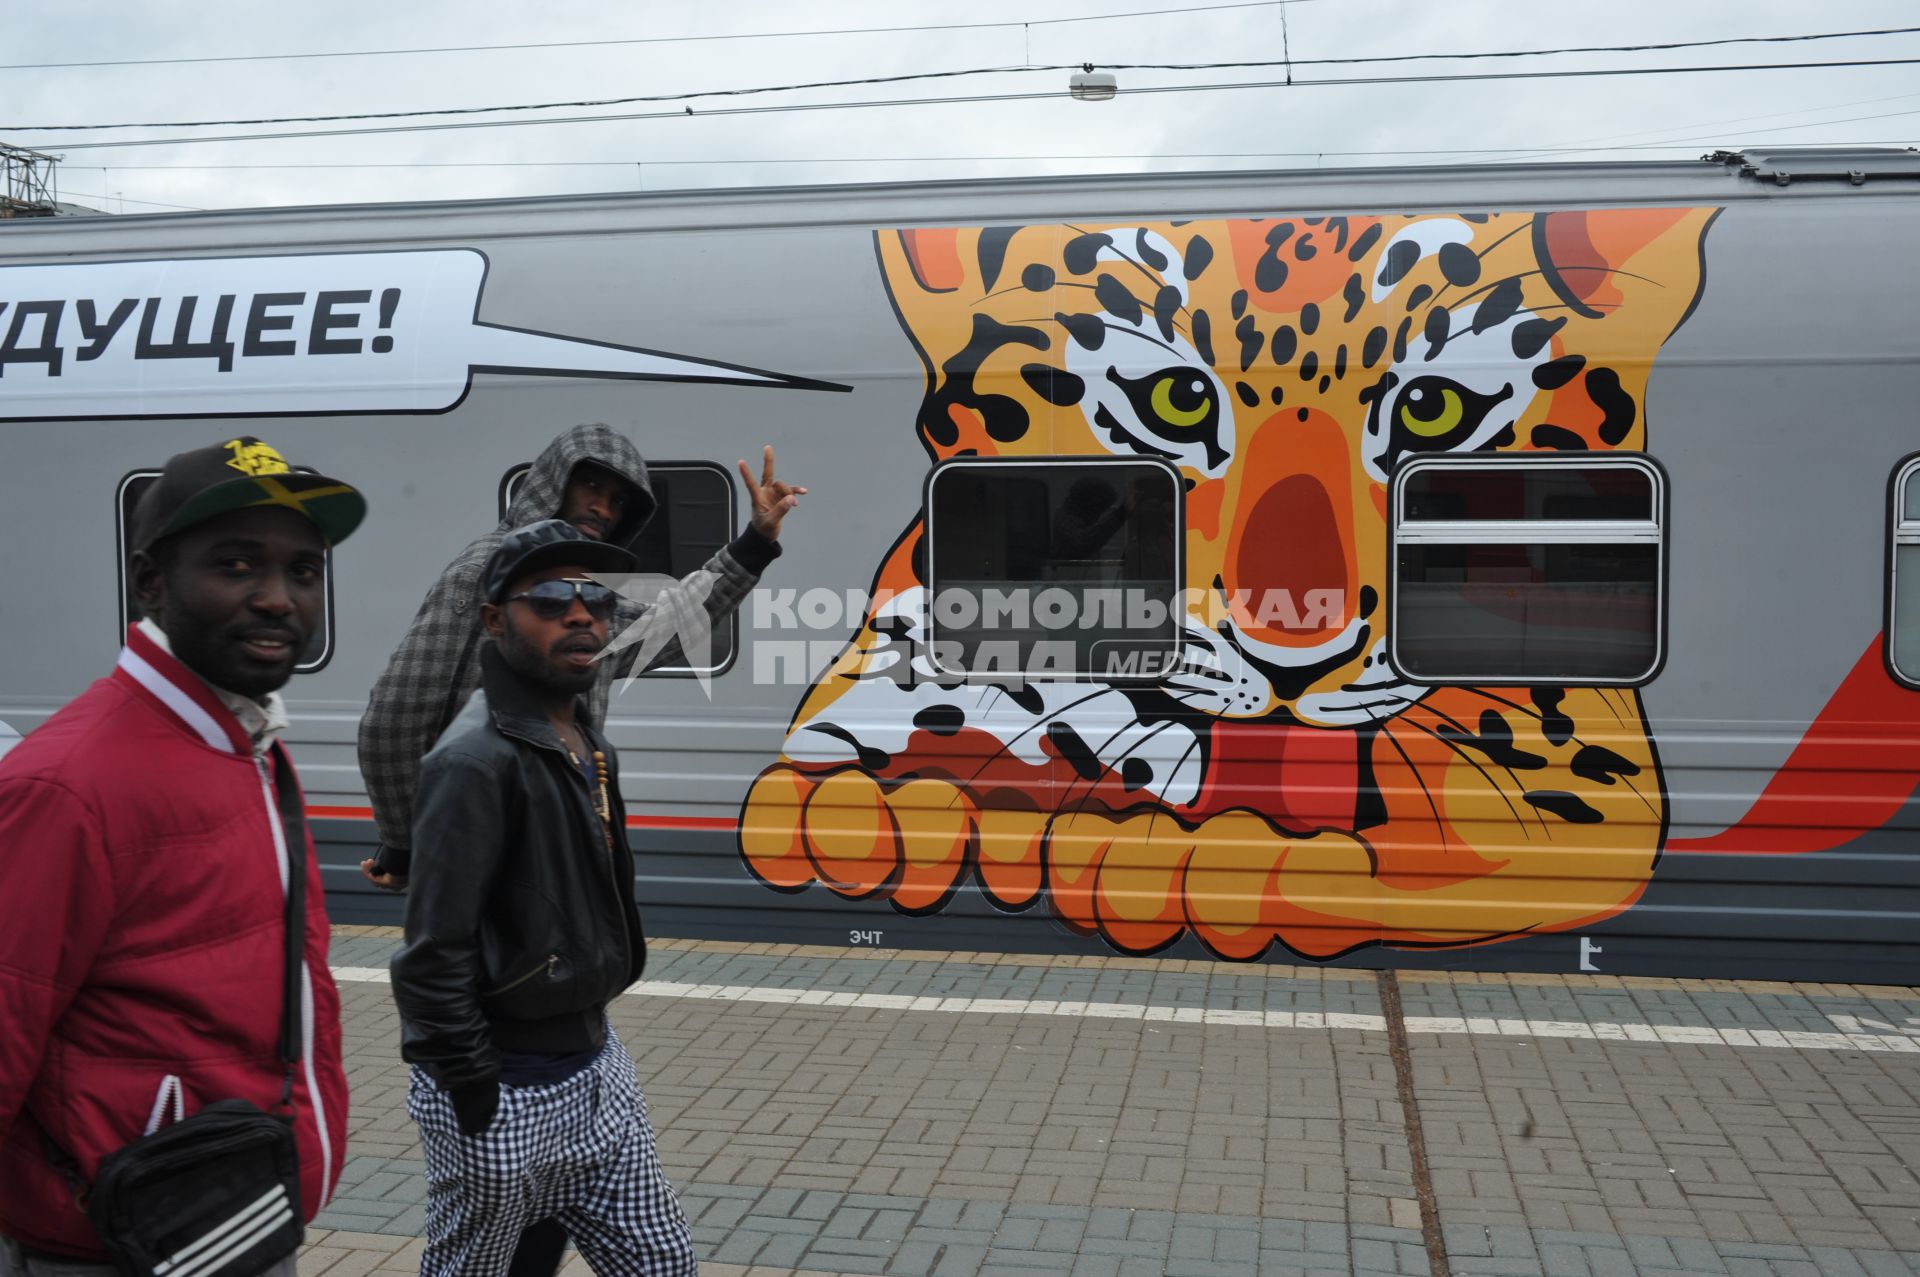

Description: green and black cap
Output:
[131,436,367,554]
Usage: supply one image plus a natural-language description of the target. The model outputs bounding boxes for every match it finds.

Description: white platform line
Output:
[328,966,1920,1054]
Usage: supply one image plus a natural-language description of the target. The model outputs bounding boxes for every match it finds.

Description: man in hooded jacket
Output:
[357,424,800,1275]
[358,422,801,885]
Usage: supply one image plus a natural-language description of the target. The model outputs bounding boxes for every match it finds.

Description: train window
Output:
[115,470,336,673]
[1389,457,1665,684]
[498,461,737,675]
[925,458,1181,680]
[1890,456,1920,687]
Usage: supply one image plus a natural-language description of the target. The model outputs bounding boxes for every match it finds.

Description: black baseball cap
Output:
[485,519,640,604]
[132,436,366,553]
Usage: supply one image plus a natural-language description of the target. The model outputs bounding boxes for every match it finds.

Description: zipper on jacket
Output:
[254,755,333,1209]
[503,727,637,987]
[560,735,634,977]
[486,953,559,997]
[607,821,633,981]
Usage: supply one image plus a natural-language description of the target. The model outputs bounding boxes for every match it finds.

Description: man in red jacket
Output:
[0,436,363,1275]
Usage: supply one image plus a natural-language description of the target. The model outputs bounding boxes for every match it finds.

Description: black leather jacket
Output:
[390,641,645,1094]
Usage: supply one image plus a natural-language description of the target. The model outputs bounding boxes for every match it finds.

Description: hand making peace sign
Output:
[740,445,807,541]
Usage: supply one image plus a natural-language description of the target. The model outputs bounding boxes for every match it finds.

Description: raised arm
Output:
[600,446,804,680]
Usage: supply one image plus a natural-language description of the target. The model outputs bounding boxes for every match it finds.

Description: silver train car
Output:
[2,147,1916,983]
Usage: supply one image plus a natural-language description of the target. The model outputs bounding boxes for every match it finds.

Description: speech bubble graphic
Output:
[0,249,846,421]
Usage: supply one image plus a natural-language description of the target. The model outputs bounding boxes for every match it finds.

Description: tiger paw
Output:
[1044,805,1383,960]
[1044,807,1195,953]
[740,765,985,911]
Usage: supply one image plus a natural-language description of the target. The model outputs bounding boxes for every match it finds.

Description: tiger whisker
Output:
[1510,301,1622,316]
[1008,312,1188,363]
[1055,685,1223,829]
[1377,718,1455,852]
[1060,221,1194,318]
[1436,266,1661,323]
[1423,216,1534,310]
[1472,218,1534,263]
[1055,718,1184,823]
[982,280,1099,303]
[1448,688,1660,819]
[1408,702,1555,837]
[1392,714,1535,833]
[1143,733,1205,849]
[951,683,1133,796]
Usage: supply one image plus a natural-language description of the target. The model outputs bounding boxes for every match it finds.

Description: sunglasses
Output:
[507,577,619,621]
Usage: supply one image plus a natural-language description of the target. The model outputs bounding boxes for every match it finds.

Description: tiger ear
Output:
[1521,207,1716,454]
[893,229,967,294]
[878,227,1043,464]
[880,226,1034,301]
[1533,208,1714,316]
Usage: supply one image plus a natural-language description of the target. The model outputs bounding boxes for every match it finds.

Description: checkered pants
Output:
[407,1028,696,1276]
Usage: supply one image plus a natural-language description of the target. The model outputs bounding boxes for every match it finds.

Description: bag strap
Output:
[267,744,308,1104]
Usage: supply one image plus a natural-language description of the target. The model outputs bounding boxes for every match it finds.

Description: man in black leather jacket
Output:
[390,520,697,1277]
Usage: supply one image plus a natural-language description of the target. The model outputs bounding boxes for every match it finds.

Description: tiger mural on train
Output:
[738,206,1718,961]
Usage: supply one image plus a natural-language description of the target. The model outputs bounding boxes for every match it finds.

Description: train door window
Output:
[925,458,1181,679]
[116,470,336,672]
[1389,456,1665,683]
[499,461,737,674]
[1890,455,1920,687]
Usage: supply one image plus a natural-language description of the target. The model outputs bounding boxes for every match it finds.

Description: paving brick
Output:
[313,929,1920,1277]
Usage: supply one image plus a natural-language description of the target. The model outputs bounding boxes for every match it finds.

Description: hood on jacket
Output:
[504,423,657,551]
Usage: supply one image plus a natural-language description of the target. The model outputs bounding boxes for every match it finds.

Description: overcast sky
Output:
[6,1,1918,214]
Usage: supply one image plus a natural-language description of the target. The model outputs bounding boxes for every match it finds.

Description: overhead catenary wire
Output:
[10,26,1918,133]
[6,8,1912,74]
[0,0,1337,71]
[71,92,1920,174]
[1483,88,1920,155]
[28,56,1920,153]
[69,142,1920,175]
[54,188,205,211]
[63,114,1920,172]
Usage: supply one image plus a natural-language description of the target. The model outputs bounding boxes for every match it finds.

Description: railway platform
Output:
[300,926,1920,1277]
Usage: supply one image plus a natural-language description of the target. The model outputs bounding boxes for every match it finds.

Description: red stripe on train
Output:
[1671,636,1920,855]
[306,805,738,832]
[309,638,1920,857]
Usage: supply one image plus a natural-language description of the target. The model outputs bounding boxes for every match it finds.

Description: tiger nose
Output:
[1228,418,1355,644]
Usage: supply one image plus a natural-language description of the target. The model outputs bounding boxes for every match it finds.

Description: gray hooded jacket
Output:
[357,423,776,851]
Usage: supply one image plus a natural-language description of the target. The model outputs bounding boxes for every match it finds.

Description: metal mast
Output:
[1,143,60,218]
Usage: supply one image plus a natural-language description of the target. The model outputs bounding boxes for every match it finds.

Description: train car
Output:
[2,146,1915,983]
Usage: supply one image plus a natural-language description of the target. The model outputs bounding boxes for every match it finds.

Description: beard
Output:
[498,616,600,694]
[165,613,306,699]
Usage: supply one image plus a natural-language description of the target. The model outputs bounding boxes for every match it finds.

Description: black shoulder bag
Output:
[46,753,308,1277]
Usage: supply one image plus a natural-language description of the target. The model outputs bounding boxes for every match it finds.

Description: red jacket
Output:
[0,626,347,1257]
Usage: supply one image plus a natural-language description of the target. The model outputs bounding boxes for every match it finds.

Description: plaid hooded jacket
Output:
[356,423,774,851]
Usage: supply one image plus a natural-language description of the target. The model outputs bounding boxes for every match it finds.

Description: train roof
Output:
[2,146,1916,252]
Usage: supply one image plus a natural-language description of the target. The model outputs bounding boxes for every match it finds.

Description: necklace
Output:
[567,746,616,854]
